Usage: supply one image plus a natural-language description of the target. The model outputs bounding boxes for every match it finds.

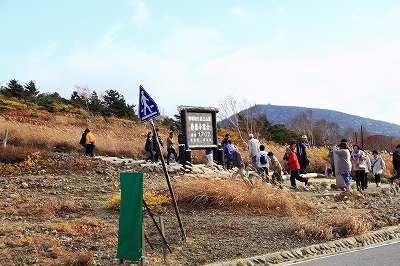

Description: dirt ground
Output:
[1,155,400,266]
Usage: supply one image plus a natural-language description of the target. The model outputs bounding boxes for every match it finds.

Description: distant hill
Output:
[226,104,400,138]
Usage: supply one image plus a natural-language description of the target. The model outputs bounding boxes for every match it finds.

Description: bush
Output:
[0,145,39,163]
[106,192,171,212]
[174,179,310,216]
[291,211,372,240]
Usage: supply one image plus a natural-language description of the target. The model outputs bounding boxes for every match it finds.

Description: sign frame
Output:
[179,106,219,150]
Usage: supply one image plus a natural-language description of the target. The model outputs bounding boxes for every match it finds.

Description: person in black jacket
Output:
[79,129,89,155]
[296,135,309,174]
[389,144,400,185]
[144,132,154,163]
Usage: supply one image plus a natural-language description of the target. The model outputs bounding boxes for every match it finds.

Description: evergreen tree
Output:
[4,79,24,99]
[24,80,40,102]
[102,89,137,120]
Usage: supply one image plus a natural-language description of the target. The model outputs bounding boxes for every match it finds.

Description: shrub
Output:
[291,211,372,240]
[174,179,311,216]
[0,151,41,175]
[106,192,171,211]
[0,145,38,163]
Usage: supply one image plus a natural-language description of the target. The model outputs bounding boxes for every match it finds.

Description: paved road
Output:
[287,240,400,266]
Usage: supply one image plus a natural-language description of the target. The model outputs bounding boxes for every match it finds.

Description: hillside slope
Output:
[252,104,400,138]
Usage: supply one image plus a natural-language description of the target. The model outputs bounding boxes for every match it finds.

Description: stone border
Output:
[205,225,400,266]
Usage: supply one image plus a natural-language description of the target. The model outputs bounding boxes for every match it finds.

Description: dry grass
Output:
[0,115,155,158]
[291,211,372,240]
[0,145,39,163]
[174,179,311,216]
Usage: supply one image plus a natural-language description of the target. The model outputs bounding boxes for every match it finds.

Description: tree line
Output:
[0,79,138,120]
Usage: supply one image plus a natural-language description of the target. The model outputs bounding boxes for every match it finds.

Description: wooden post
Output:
[160,217,168,265]
[3,129,8,147]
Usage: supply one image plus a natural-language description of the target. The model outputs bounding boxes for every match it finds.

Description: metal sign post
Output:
[139,85,186,240]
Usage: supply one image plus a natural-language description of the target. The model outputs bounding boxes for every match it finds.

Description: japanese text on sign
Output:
[186,113,214,147]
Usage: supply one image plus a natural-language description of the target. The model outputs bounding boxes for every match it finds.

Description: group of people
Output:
[221,133,284,186]
[332,140,400,193]
[144,129,179,165]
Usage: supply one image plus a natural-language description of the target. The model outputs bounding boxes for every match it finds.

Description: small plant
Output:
[0,150,41,175]
[106,192,171,211]
[30,112,39,118]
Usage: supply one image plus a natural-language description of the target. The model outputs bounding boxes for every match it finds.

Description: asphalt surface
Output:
[286,240,400,266]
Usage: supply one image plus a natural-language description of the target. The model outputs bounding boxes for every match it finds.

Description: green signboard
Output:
[117,172,143,262]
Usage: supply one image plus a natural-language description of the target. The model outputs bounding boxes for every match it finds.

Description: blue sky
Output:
[1,0,400,125]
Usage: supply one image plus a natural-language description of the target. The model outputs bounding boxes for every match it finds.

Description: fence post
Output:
[3,129,8,147]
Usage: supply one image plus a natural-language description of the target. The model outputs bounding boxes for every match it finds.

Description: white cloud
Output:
[97,23,123,49]
[129,0,150,26]
[229,5,249,23]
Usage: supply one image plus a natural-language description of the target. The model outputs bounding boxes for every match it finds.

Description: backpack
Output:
[260,154,267,165]
[79,133,86,146]
[145,139,151,152]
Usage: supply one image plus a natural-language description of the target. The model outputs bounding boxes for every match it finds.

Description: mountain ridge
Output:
[248,104,400,138]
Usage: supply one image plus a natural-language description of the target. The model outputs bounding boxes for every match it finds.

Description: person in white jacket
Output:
[256,145,271,182]
[247,134,261,174]
[369,150,386,188]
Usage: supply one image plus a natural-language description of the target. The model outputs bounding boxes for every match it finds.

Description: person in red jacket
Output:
[285,147,308,189]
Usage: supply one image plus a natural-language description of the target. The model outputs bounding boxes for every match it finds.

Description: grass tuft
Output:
[291,211,372,240]
[174,179,311,216]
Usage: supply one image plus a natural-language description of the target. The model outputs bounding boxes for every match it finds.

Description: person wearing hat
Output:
[79,128,89,155]
[230,145,252,186]
[296,135,309,174]
[85,128,96,156]
[247,133,261,174]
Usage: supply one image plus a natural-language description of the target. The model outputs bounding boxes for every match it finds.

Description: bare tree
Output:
[313,119,339,146]
[73,85,91,113]
[289,109,314,145]
[218,95,263,145]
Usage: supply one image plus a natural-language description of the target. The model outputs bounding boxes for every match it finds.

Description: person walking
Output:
[389,144,400,185]
[297,135,309,174]
[285,146,308,189]
[205,149,214,169]
[79,129,89,155]
[144,132,154,163]
[333,142,353,193]
[370,150,386,188]
[166,131,179,165]
[256,145,270,182]
[327,146,335,177]
[351,144,367,191]
[230,145,252,186]
[153,128,163,162]
[363,154,372,190]
[268,152,283,184]
[85,129,96,156]
[247,134,261,173]
[221,133,230,169]
[224,140,233,170]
